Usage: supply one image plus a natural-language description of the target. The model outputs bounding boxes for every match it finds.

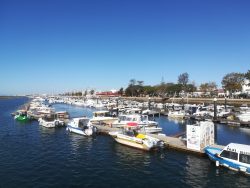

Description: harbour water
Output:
[0,97,250,187]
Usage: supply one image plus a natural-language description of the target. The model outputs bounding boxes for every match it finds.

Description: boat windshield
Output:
[43,117,55,122]
[78,119,89,128]
[123,128,136,137]
[141,116,148,122]
[239,153,250,164]
[220,150,238,161]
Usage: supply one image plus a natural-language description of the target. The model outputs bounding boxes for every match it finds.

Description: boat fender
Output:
[216,161,219,167]
[109,123,112,128]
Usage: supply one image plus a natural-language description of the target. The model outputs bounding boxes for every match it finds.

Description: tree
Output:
[143,85,157,96]
[186,84,197,93]
[137,80,144,86]
[221,72,245,95]
[200,82,217,93]
[245,70,250,85]
[84,90,88,96]
[178,72,189,91]
[129,79,136,86]
[167,84,183,97]
[118,87,124,96]
[90,89,95,95]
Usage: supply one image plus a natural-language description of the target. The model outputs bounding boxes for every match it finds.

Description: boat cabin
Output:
[71,117,90,129]
[118,114,148,123]
[122,122,140,137]
[17,110,27,116]
[93,111,112,117]
[56,111,70,120]
[219,143,250,165]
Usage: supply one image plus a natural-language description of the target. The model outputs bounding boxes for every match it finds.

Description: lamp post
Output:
[181,97,184,110]
[224,97,227,112]
[213,97,217,121]
[116,97,120,117]
[148,97,151,110]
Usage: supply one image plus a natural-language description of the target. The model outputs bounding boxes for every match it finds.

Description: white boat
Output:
[90,110,118,125]
[205,143,250,174]
[112,114,158,128]
[168,110,186,119]
[237,110,250,122]
[109,123,164,151]
[38,117,65,128]
[66,117,97,136]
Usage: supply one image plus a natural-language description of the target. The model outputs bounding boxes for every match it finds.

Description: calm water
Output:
[0,97,250,188]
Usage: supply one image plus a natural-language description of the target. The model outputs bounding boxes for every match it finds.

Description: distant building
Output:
[96,90,119,97]
[217,89,226,97]
[242,79,250,94]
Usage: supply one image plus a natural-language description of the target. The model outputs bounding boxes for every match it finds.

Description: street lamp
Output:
[213,97,217,121]
[116,97,120,117]
[181,97,184,110]
[224,96,227,112]
[148,97,151,110]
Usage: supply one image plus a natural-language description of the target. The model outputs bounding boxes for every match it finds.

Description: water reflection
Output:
[167,117,185,125]
[239,127,250,135]
[156,116,186,136]
[68,133,94,155]
[112,142,152,166]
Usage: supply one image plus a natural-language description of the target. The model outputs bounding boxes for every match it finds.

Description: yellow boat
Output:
[109,122,163,151]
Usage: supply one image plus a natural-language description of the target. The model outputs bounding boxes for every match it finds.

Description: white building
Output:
[242,79,250,94]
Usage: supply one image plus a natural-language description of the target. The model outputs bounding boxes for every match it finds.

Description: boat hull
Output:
[205,147,250,174]
[14,115,29,122]
[109,132,163,151]
[66,126,94,136]
[113,137,151,151]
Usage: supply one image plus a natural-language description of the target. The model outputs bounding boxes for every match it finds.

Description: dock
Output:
[94,125,224,156]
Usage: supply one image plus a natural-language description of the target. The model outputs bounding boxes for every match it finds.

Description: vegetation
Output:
[123,70,250,98]
[178,72,189,91]
[221,72,245,95]
[124,76,196,97]
[62,70,250,98]
[245,70,250,85]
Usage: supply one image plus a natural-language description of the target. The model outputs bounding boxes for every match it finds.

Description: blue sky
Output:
[0,0,249,95]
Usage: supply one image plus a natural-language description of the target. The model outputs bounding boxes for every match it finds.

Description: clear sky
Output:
[0,0,249,95]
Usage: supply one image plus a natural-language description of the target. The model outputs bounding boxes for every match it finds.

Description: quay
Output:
[95,125,224,156]
[118,97,250,106]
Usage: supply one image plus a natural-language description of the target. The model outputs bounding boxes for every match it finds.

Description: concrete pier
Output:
[94,125,224,156]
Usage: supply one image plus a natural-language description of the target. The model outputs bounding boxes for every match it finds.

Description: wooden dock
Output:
[94,125,224,156]
[218,118,250,127]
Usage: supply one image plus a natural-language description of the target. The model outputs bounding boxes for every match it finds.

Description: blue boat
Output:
[205,143,250,174]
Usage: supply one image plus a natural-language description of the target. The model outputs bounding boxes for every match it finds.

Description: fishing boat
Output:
[14,110,30,122]
[109,122,164,151]
[66,117,97,136]
[205,143,250,174]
